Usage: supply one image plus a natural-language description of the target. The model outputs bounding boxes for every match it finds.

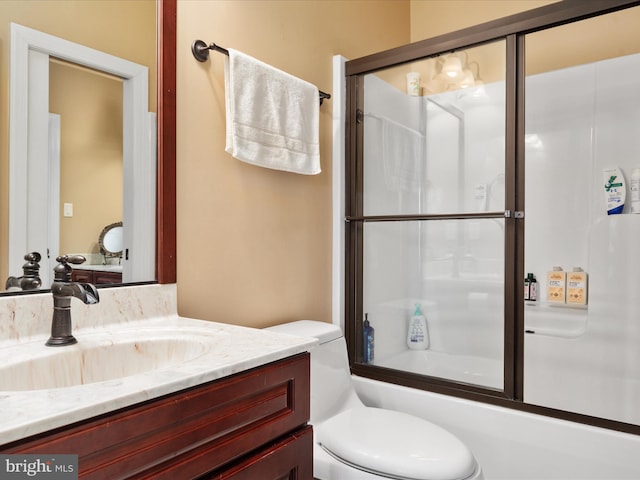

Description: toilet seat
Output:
[316,407,477,480]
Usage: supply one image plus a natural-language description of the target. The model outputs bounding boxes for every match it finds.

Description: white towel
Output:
[365,113,423,192]
[224,49,321,175]
[382,117,422,192]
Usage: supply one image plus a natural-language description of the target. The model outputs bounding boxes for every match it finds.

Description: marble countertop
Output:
[0,285,317,445]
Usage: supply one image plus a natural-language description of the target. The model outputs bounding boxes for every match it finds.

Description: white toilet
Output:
[266,320,483,480]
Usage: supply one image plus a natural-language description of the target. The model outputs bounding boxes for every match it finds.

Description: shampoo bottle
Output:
[407,304,429,350]
[363,313,375,363]
[603,167,626,215]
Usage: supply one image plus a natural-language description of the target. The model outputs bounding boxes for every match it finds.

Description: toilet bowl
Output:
[266,320,483,480]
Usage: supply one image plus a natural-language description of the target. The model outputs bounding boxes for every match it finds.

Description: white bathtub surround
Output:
[0,284,316,445]
[523,53,640,425]
[354,376,640,480]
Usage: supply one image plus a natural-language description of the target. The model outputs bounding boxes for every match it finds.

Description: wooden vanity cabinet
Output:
[1,353,312,479]
[71,269,122,285]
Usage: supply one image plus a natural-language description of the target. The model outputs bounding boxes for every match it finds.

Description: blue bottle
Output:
[363,313,375,363]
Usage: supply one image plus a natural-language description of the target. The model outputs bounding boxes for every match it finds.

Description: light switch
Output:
[63,203,73,217]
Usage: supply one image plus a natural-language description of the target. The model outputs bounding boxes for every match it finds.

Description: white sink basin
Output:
[0,330,212,391]
[0,302,316,446]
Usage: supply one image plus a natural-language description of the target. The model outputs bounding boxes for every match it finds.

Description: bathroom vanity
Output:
[0,284,316,479]
[1,354,312,479]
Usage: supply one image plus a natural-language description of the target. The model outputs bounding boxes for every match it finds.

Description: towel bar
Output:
[191,39,331,105]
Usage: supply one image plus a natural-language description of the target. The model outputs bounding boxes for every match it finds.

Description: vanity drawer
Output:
[2,353,311,479]
[71,269,122,284]
[201,425,313,480]
[93,271,122,284]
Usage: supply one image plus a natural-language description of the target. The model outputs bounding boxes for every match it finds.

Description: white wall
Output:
[523,53,640,425]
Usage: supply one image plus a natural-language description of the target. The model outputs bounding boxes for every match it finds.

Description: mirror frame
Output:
[99,222,123,256]
[157,0,176,284]
[0,0,174,295]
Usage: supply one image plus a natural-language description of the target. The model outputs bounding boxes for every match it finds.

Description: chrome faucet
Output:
[46,255,100,347]
[5,252,42,291]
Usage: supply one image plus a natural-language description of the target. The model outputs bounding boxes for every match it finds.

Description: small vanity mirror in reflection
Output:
[70,222,124,286]
[0,0,158,293]
[99,222,124,265]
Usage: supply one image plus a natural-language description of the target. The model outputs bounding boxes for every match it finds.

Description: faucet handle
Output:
[21,251,42,290]
[56,254,86,265]
[23,252,42,274]
[25,251,42,263]
[54,255,87,282]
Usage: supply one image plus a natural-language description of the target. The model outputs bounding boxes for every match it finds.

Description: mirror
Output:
[0,0,176,293]
[99,222,123,262]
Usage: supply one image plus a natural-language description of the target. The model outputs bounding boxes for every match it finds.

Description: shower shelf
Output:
[525,301,588,310]
[524,301,588,338]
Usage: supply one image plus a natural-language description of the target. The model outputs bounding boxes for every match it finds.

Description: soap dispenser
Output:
[407,304,429,350]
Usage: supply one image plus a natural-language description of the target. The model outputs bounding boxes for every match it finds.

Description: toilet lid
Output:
[316,407,477,480]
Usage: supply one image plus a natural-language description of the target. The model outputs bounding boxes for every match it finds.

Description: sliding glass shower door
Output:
[351,42,508,392]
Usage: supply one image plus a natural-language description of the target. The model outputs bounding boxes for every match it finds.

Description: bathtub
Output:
[353,375,640,480]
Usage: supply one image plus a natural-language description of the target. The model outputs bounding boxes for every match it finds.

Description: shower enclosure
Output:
[343,0,640,433]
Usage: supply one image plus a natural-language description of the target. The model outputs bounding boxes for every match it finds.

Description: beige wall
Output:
[50,62,123,256]
[410,1,640,77]
[409,0,557,41]
[525,8,640,75]
[0,0,155,282]
[176,0,410,327]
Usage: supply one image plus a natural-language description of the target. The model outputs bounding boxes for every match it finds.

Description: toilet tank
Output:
[266,320,363,424]
[267,320,343,345]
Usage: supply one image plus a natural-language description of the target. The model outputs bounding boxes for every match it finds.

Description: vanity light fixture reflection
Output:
[429,51,484,93]
[441,55,464,79]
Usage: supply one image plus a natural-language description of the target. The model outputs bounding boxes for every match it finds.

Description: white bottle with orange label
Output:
[547,266,566,303]
[567,267,588,305]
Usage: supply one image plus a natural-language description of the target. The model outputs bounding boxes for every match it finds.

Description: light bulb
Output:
[442,56,463,80]
[458,69,475,88]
